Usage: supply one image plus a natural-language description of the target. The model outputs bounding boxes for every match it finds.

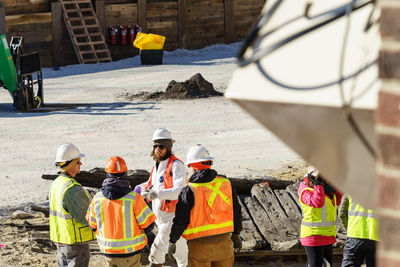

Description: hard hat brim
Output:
[185,157,214,165]
[152,138,176,143]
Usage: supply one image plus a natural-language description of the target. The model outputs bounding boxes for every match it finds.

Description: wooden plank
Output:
[137,0,146,32]
[224,0,233,44]
[147,1,177,11]
[5,12,51,25]
[2,0,49,16]
[95,0,105,34]
[6,22,52,43]
[239,196,267,251]
[275,189,302,222]
[104,4,138,27]
[252,183,298,240]
[0,5,5,35]
[243,196,280,245]
[52,2,63,69]
[286,182,302,211]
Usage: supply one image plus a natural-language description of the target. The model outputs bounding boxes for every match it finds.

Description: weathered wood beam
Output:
[42,168,293,194]
[239,197,267,251]
[42,168,150,189]
[5,12,51,25]
[224,0,233,44]
[178,0,187,48]
[251,184,299,240]
[138,0,147,33]
[51,2,63,69]
[0,5,5,35]
[95,0,105,35]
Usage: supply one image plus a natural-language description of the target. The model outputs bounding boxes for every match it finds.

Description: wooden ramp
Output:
[60,0,112,64]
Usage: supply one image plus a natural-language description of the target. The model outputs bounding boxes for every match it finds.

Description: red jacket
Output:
[298,177,342,246]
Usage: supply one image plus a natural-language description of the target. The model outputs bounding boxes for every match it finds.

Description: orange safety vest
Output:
[86,191,156,254]
[182,176,234,240]
[146,154,179,213]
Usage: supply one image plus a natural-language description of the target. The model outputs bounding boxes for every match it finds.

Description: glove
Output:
[231,233,242,252]
[166,242,176,261]
[134,185,142,195]
[142,185,153,199]
[313,180,323,186]
[147,189,159,201]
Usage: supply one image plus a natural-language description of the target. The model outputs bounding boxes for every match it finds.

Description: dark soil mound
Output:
[148,73,223,99]
[120,73,223,101]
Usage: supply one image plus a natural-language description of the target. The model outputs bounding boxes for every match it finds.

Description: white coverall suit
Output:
[139,157,188,267]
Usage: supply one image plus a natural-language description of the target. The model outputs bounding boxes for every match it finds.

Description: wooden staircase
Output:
[60,0,112,64]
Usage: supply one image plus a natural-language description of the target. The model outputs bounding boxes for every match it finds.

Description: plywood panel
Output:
[5,12,51,26]
[105,3,138,27]
[1,0,49,15]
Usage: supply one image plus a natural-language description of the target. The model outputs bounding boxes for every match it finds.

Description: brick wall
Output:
[377,0,400,265]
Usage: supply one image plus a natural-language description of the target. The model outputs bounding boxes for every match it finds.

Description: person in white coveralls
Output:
[135,128,188,267]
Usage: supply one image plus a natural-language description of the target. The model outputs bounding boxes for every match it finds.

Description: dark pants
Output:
[304,244,333,267]
[57,243,90,267]
[342,238,376,267]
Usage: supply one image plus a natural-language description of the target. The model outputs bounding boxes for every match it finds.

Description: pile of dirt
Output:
[123,73,223,101]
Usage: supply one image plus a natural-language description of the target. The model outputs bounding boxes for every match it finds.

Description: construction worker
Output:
[168,145,243,267]
[86,156,156,267]
[340,195,379,267]
[135,128,188,267]
[298,166,342,267]
[49,143,95,267]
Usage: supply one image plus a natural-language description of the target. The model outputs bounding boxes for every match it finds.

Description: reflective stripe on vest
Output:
[91,192,149,254]
[49,175,95,244]
[146,155,180,212]
[182,176,234,240]
[347,196,379,241]
[299,187,337,238]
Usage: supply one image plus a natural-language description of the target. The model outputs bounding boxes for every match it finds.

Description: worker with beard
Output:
[135,128,188,267]
[167,145,242,267]
[298,166,342,267]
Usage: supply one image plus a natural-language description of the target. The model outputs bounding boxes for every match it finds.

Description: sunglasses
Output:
[153,144,166,150]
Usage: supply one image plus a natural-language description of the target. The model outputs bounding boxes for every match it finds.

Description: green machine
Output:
[0,34,43,111]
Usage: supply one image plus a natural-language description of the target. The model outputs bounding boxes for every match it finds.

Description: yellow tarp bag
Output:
[133,33,166,50]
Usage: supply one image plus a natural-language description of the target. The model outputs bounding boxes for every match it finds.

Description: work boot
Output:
[150,264,163,267]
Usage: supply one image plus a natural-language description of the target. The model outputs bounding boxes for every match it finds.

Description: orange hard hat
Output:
[105,156,128,174]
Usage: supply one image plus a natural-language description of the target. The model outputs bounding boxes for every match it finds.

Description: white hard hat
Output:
[55,143,84,163]
[185,145,214,165]
[152,128,175,142]
[308,166,320,178]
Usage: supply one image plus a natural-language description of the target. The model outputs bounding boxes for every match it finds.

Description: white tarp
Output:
[226,0,380,208]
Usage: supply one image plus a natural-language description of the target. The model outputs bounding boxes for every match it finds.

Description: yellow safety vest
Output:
[49,175,95,244]
[87,191,156,254]
[182,176,234,240]
[299,187,337,238]
[347,196,379,241]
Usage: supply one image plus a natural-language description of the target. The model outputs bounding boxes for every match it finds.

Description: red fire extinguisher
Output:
[109,26,117,45]
[127,25,135,44]
[120,26,127,45]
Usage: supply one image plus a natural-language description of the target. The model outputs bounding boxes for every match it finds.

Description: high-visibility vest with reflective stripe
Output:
[49,175,95,244]
[182,176,234,240]
[87,191,156,254]
[299,187,337,238]
[347,196,379,241]
[146,155,180,213]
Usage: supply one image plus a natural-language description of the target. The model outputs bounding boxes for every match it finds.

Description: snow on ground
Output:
[0,42,300,210]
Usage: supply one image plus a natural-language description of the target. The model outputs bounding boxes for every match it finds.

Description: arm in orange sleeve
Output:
[86,198,97,231]
[134,193,156,229]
